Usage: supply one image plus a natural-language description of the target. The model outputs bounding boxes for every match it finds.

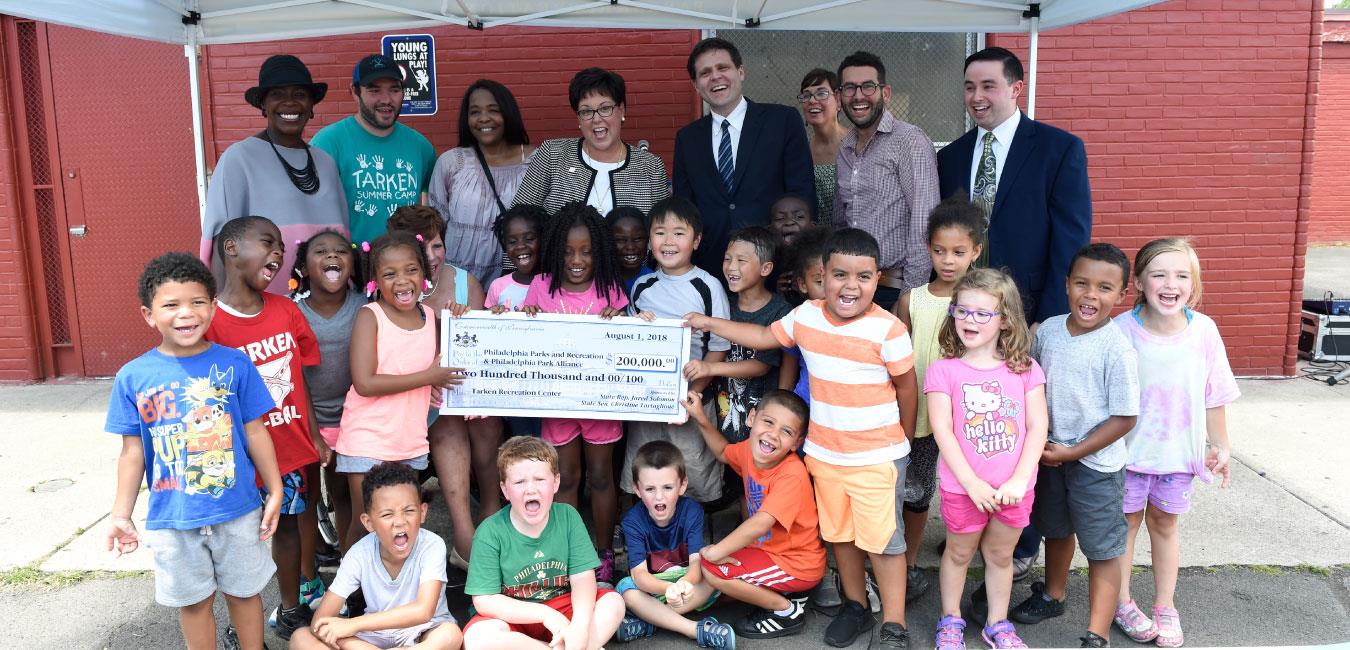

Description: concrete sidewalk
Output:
[2,366,1349,647]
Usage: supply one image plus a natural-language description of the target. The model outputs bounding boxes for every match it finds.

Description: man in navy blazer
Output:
[937,47,1091,324]
[673,37,816,275]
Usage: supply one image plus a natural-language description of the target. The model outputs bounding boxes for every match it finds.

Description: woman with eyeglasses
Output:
[798,68,847,225]
[513,67,670,215]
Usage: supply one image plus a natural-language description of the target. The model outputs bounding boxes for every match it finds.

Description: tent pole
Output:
[185,38,208,227]
[1027,13,1038,119]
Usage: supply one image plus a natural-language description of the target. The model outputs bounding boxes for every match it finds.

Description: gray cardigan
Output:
[512,138,670,214]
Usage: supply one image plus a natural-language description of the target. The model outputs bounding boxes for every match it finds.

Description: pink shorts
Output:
[701,547,820,594]
[940,488,1035,535]
[1123,470,1194,515]
[318,426,340,449]
[541,418,622,446]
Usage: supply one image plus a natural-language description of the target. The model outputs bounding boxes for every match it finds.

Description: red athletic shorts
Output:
[463,589,617,640]
[700,547,820,593]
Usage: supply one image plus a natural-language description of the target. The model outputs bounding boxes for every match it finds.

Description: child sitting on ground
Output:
[613,441,732,647]
[683,389,825,639]
[106,252,283,650]
[291,462,463,649]
[462,436,626,650]
[207,216,326,639]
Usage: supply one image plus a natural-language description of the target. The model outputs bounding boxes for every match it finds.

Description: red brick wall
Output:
[991,0,1321,375]
[202,27,702,170]
[0,23,41,381]
[1310,21,1350,243]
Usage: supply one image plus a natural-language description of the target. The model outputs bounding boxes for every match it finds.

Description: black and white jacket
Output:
[512,137,670,214]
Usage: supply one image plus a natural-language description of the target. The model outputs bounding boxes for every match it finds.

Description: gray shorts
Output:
[336,453,429,474]
[356,617,454,648]
[143,508,276,607]
[621,399,722,503]
[903,434,939,512]
[1031,461,1127,561]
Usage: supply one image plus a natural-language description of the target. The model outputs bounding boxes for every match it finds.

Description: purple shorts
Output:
[1122,470,1194,515]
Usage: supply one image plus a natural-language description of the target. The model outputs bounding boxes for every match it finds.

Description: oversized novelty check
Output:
[439,311,692,423]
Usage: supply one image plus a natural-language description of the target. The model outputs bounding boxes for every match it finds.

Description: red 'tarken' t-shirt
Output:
[207,292,321,475]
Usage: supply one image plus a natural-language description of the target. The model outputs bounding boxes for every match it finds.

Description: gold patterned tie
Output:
[972,131,997,267]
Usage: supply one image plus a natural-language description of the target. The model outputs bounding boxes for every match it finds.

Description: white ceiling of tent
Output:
[3,0,1166,45]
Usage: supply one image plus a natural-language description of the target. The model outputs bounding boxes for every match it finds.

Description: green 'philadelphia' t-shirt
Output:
[309,116,436,245]
[464,503,600,603]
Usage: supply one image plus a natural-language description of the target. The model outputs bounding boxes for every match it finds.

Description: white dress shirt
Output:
[968,110,1021,191]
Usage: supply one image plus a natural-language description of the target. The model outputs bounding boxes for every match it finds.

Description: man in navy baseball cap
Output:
[311,54,437,243]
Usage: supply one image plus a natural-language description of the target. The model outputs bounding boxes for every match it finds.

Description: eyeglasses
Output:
[948,304,1001,324]
[576,104,617,121]
[840,82,883,97]
[797,88,835,103]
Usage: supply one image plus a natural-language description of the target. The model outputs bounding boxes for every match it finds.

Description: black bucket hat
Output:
[245,54,328,108]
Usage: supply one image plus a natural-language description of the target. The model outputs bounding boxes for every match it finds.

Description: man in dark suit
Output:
[673,37,816,275]
[937,46,1092,325]
[938,46,1093,618]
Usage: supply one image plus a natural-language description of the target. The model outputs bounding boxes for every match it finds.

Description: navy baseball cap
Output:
[353,54,406,87]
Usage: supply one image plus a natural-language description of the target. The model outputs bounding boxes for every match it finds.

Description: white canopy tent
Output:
[0,0,1167,220]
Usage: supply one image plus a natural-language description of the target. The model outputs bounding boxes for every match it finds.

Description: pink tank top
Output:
[337,303,436,461]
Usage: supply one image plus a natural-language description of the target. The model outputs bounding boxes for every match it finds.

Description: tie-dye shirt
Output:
[1114,308,1240,480]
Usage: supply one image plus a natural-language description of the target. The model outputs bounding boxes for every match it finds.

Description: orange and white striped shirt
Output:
[771,300,915,466]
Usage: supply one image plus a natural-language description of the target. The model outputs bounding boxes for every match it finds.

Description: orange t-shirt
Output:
[723,441,825,582]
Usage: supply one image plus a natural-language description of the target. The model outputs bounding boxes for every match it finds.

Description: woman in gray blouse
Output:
[513,68,669,215]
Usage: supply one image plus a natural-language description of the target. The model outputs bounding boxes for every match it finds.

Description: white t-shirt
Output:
[582,150,622,215]
[331,529,454,627]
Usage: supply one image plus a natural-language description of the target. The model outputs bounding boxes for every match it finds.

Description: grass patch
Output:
[1295,563,1332,576]
[0,567,148,589]
[1249,564,1283,576]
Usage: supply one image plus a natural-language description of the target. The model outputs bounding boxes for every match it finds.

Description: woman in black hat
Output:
[200,54,348,295]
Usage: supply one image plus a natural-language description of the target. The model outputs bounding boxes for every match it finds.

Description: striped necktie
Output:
[718,119,735,193]
[972,131,997,267]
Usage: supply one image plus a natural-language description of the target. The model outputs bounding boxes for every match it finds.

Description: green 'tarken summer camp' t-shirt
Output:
[310,116,436,245]
[464,503,600,603]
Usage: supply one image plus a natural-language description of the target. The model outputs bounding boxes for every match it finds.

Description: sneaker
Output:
[1152,605,1184,648]
[274,605,313,641]
[596,548,616,584]
[864,572,882,612]
[876,621,910,648]
[267,606,278,627]
[315,542,341,568]
[811,570,843,612]
[981,620,1028,649]
[300,575,326,609]
[735,604,807,639]
[1008,581,1065,624]
[935,615,967,650]
[1113,600,1158,642]
[1011,550,1039,582]
[823,599,874,647]
[966,582,988,625]
[906,566,931,603]
[696,616,736,649]
[615,613,655,642]
[1079,631,1110,647]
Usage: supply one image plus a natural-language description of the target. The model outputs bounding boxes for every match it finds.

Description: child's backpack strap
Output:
[688,276,714,352]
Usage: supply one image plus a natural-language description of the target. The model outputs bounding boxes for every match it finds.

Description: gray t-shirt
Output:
[331,528,453,625]
[298,290,365,427]
[1031,315,1140,473]
[631,267,731,361]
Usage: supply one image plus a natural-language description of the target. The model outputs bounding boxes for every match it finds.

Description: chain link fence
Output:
[712,30,976,146]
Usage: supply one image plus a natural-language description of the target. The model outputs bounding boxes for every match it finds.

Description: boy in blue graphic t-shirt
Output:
[105,252,283,650]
